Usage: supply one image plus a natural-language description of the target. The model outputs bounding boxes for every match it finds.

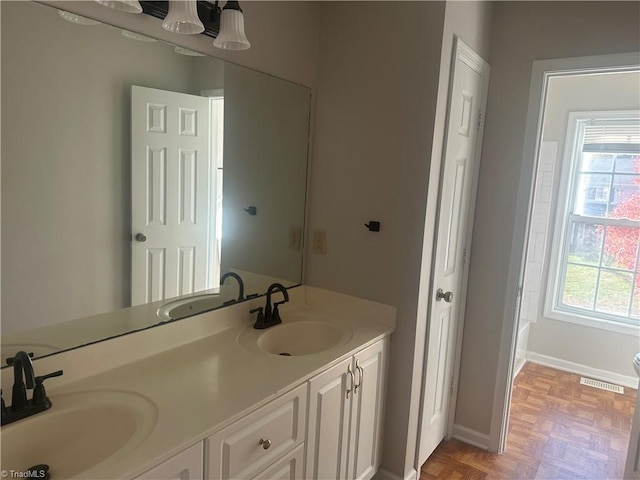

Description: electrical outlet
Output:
[289,227,302,250]
[313,230,327,255]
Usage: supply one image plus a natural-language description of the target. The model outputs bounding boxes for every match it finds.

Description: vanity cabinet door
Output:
[348,340,387,480]
[135,442,204,480]
[305,339,388,480]
[206,384,307,480]
[305,357,353,480]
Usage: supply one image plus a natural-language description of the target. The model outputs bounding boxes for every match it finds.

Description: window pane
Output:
[610,174,640,220]
[580,152,614,172]
[614,154,640,173]
[562,264,597,310]
[602,226,639,270]
[632,277,639,319]
[574,173,611,217]
[634,265,640,319]
[567,222,603,265]
[595,270,632,316]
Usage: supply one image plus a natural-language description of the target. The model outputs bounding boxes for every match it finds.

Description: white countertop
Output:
[2,286,396,479]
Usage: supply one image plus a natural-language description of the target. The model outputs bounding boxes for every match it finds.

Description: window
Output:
[548,114,640,327]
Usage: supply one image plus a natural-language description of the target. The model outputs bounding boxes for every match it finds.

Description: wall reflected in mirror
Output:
[0,1,310,364]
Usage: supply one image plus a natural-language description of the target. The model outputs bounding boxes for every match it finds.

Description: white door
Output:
[131,86,212,305]
[348,340,386,480]
[418,38,490,463]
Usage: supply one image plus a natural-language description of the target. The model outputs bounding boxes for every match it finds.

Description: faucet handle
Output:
[5,352,34,366]
[32,370,63,406]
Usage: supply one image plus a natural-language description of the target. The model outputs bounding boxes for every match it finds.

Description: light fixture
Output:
[95,0,143,14]
[213,1,250,51]
[138,1,250,51]
[162,0,204,35]
[58,10,102,25]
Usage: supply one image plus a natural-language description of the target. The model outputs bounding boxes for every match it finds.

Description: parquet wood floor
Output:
[420,362,637,480]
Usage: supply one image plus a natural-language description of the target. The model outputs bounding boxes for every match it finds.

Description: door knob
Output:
[135,233,147,242]
[436,288,453,303]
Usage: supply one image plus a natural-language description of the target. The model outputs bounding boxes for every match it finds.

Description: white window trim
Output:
[543,110,640,336]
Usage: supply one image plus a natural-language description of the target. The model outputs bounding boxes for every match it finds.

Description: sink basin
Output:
[238,314,353,356]
[157,293,224,321]
[0,390,157,479]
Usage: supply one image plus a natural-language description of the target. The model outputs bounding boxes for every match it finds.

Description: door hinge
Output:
[477,111,484,130]
[449,376,455,395]
[517,285,523,298]
[462,247,468,266]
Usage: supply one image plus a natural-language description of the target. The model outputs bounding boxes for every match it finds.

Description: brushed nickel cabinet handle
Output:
[355,360,364,394]
[346,364,355,399]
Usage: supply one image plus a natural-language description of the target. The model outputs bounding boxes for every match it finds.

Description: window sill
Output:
[543,309,640,336]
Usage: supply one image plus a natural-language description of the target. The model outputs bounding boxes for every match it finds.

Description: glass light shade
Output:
[95,0,142,14]
[58,10,101,25]
[162,0,204,35]
[121,30,158,42]
[213,9,250,51]
[174,46,206,57]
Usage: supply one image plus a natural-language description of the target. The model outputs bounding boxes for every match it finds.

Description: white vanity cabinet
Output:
[135,442,204,480]
[133,336,389,480]
[205,383,307,480]
[306,339,388,480]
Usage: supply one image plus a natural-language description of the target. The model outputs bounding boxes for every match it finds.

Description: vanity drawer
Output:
[206,384,307,480]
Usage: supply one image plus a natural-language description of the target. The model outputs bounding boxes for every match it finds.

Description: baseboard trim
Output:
[451,424,490,450]
[373,468,417,480]
[513,357,526,378]
[526,351,639,389]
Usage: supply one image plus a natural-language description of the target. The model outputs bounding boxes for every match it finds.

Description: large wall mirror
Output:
[1,1,310,364]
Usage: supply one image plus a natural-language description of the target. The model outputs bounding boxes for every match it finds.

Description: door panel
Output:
[443,160,468,275]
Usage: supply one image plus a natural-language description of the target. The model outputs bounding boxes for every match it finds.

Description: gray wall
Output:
[306,1,492,476]
[456,0,640,439]
[222,63,308,283]
[1,2,192,334]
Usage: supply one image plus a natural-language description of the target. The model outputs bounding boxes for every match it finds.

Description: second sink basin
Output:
[259,321,346,356]
[238,313,353,356]
[0,390,158,479]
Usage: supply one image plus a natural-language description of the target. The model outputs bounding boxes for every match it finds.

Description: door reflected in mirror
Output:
[0,1,310,364]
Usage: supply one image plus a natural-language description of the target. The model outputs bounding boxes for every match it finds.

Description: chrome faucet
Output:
[220,272,245,303]
[250,283,290,329]
[1,351,63,426]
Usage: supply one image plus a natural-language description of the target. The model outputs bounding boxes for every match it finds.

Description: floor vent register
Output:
[579,377,624,394]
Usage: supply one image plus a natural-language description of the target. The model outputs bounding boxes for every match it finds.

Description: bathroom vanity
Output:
[0,286,395,480]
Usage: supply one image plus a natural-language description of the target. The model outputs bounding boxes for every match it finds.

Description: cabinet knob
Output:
[259,438,272,450]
